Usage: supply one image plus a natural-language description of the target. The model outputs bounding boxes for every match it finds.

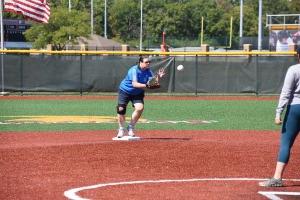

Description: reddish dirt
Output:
[1,130,299,200]
[0,95,295,199]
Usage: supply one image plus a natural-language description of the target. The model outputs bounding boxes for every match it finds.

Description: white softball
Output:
[177,65,184,71]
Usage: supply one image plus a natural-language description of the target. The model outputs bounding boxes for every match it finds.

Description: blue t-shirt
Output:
[119,65,154,95]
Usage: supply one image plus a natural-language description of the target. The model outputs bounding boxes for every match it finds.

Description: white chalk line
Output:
[258,191,300,200]
[63,177,300,200]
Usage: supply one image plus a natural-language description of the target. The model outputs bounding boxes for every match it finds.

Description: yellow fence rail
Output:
[0,49,297,56]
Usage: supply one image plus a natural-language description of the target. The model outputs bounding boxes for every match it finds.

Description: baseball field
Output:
[1,95,299,200]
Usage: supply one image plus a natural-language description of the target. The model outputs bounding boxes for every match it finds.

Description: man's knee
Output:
[134,103,144,112]
[116,104,127,115]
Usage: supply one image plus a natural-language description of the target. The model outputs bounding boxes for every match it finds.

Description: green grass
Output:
[0,99,280,132]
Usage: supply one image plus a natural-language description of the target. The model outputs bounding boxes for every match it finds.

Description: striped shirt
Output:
[4,0,50,23]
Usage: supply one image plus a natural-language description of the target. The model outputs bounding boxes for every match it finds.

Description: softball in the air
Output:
[177,64,184,71]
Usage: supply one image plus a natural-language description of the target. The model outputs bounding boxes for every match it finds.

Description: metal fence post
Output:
[255,54,259,96]
[80,54,83,96]
[195,55,198,95]
[20,54,23,95]
[172,57,175,93]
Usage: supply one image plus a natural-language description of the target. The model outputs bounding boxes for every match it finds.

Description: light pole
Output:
[139,0,143,51]
[0,0,3,50]
[258,0,262,50]
[68,0,71,41]
[239,0,243,38]
[104,0,107,38]
[0,0,5,96]
[91,0,94,35]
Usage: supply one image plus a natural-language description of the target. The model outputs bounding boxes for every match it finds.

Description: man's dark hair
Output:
[139,56,149,63]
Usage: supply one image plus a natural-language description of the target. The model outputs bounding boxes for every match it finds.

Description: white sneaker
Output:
[117,128,125,138]
[128,129,135,137]
[259,178,283,187]
[127,124,136,137]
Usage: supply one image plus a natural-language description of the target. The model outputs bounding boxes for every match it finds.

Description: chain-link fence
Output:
[1,51,297,95]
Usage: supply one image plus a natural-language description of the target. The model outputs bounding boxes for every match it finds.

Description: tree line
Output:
[4,0,300,50]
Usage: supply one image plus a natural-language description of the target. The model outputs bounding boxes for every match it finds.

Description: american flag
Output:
[4,0,50,23]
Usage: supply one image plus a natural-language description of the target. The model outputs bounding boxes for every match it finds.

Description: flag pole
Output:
[91,0,93,35]
[68,0,71,40]
[104,0,107,38]
[139,0,143,51]
[0,0,8,96]
[0,0,3,50]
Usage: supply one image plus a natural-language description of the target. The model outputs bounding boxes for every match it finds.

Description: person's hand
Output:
[274,117,282,125]
[146,77,160,89]
[157,68,166,78]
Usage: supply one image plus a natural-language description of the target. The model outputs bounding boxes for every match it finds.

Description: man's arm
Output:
[132,81,147,89]
[275,67,296,124]
[131,68,147,89]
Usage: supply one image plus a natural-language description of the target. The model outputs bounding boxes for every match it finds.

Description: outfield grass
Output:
[0,99,281,132]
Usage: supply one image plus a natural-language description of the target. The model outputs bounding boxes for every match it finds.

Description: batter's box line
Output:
[141,120,218,124]
[258,191,300,200]
[64,177,300,200]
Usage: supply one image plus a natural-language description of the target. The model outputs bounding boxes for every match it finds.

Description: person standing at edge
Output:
[116,56,165,138]
[259,47,300,187]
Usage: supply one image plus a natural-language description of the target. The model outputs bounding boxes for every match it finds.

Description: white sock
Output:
[128,124,134,130]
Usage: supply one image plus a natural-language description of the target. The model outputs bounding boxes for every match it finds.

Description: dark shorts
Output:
[118,89,145,106]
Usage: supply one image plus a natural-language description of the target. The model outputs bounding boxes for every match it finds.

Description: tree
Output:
[50,0,88,10]
[109,0,140,41]
[287,0,300,13]
[15,0,299,49]
[93,0,114,37]
[24,7,90,50]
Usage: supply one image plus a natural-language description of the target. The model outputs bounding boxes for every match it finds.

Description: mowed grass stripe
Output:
[0,99,280,132]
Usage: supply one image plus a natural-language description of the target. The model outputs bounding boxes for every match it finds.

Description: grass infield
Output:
[0,97,281,132]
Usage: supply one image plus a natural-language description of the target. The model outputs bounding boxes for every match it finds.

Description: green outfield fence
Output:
[0,49,298,95]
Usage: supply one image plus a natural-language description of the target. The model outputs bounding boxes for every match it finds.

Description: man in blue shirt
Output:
[116,56,165,138]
